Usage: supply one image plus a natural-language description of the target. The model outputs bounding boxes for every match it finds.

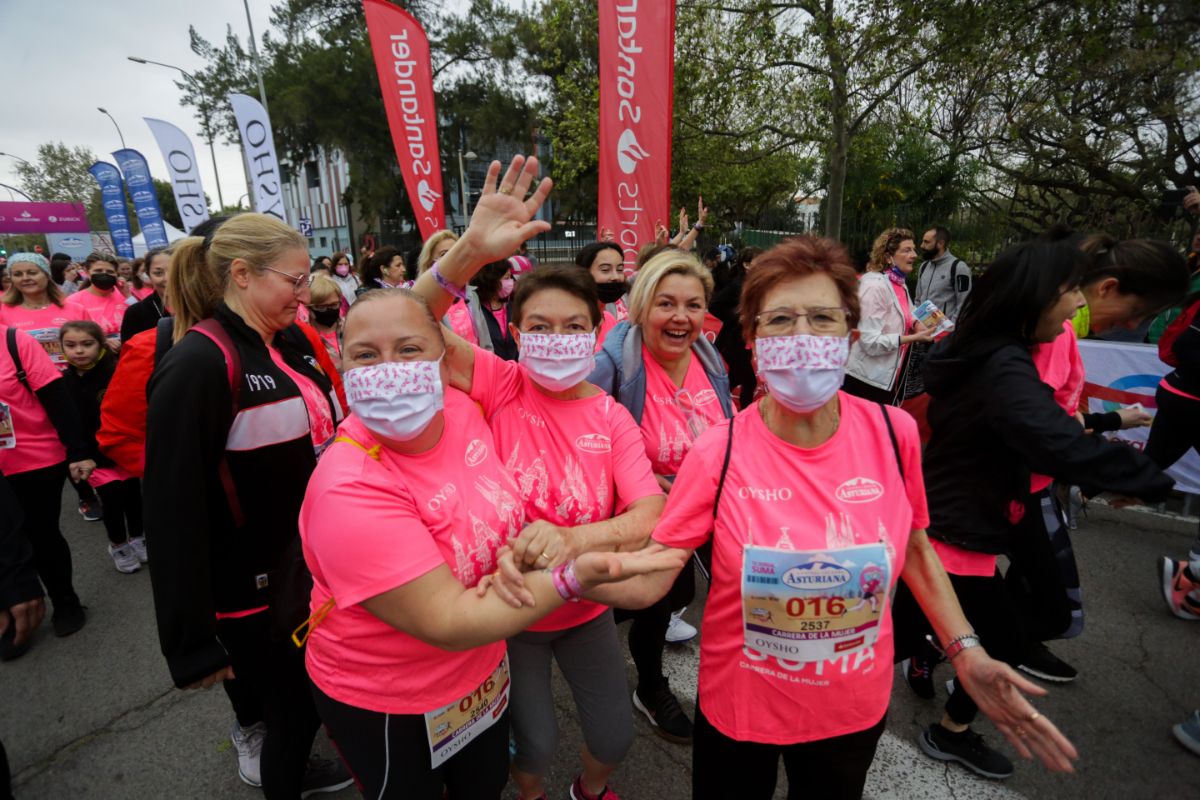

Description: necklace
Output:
[21,300,50,311]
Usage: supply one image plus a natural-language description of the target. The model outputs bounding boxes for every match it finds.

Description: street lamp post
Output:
[0,183,33,201]
[458,150,477,227]
[97,107,127,150]
[0,153,31,166]
[242,0,270,115]
[127,56,226,209]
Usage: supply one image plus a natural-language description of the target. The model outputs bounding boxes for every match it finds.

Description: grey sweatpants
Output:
[508,609,634,774]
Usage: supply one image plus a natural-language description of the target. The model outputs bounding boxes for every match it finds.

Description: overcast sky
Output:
[0,0,475,210]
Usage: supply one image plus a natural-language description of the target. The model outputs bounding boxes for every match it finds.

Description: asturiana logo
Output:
[835,477,884,504]
[465,439,488,467]
[782,560,852,590]
[575,433,612,454]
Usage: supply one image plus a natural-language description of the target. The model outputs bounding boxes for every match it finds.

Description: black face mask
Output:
[919,246,939,261]
[312,307,341,327]
[90,273,118,290]
[596,281,627,304]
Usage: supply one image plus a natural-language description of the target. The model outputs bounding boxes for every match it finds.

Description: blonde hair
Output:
[417,230,458,275]
[627,249,714,325]
[168,213,308,342]
[308,272,341,306]
[867,227,915,273]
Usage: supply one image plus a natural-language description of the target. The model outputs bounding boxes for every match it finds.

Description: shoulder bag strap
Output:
[190,319,246,527]
[6,328,29,392]
[879,402,905,481]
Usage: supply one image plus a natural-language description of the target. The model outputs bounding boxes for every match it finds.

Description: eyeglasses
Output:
[755,306,849,337]
[263,266,310,295]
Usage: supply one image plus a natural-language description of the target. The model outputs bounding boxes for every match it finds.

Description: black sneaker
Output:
[0,623,33,662]
[77,499,103,522]
[918,723,1014,779]
[900,656,936,699]
[52,601,86,638]
[633,684,693,744]
[1018,643,1077,683]
[299,756,353,798]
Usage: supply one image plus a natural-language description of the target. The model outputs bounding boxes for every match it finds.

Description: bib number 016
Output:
[785,596,845,617]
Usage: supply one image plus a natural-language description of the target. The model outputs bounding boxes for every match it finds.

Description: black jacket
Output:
[923,336,1173,554]
[61,349,117,468]
[120,292,168,343]
[144,303,339,688]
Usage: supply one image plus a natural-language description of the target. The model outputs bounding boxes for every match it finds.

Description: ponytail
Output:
[168,237,223,343]
[1079,234,1189,313]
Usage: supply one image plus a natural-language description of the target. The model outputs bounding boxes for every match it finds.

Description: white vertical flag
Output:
[144,118,210,233]
[228,93,287,223]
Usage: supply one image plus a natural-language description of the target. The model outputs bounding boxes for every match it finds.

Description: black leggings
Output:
[894,569,1029,726]
[311,682,510,800]
[614,562,695,694]
[1005,488,1082,641]
[692,701,885,800]
[7,463,78,608]
[1146,385,1200,555]
[215,612,321,800]
[95,478,143,546]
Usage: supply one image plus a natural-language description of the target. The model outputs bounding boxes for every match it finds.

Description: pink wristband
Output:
[431,261,469,301]
[562,560,584,597]
[551,562,582,603]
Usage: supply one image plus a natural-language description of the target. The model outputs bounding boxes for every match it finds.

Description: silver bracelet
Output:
[943,633,982,661]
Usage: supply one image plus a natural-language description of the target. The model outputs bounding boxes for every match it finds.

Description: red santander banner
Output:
[363,0,446,239]
[598,0,676,272]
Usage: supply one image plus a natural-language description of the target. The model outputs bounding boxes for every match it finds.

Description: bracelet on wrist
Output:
[431,261,469,301]
[942,632,982,661]
[693,223,704,230]
[550,561,583,603]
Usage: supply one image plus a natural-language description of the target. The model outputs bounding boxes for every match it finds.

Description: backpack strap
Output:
[189,319,245,527]
[879,402,905,481]
[153,317,175,366]
[6,328,29,392]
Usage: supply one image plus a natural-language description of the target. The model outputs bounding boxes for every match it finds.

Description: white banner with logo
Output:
[144,118,210,233]
[228,93,287,223]
[1077,339,1200,495]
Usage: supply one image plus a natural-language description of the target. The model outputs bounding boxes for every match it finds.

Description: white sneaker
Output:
[128,536,148,564]
[108,542,141,574]
[665,607,698,643]
[231,721,266,787]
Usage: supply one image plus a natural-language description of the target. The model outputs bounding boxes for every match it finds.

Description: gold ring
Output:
[498,185,513,195]
[1028,711,1041,723]
[1015,726,1027,737]
[538,551,551,561]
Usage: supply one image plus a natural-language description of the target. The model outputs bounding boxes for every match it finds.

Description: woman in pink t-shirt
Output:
[0,252,71,368]
[63,253,133,349]
[559,236,1077,799]
[587,248,736,746]
[416,254,665,800]
[845,228,935,405]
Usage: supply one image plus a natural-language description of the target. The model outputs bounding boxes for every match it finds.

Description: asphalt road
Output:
[2,495,1196,799]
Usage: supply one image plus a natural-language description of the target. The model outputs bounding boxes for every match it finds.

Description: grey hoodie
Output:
[915,250,971,319]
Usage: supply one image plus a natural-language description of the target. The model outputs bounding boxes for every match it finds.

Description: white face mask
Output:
[756,334,849,413]
[518,332,596,392]
[345,357,444,441]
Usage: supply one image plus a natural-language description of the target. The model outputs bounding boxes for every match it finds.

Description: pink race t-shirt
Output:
[596,311,618,349]
[639,347,726,476]
[1029,321,1084,492]
[130,286,155,301]
[301,394,525,714]
[445,302,480,347]
[0,325,68,475]
[469,347,661,631]
[929,538,997,578]
[0,304,71,366]
[64,289,130,339]
[653,393,929,745]
[266,347,339,454]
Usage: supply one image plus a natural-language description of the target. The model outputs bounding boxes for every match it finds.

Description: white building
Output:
[282,146,352,257]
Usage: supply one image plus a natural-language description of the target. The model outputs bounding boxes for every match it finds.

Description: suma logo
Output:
[575,433,612,454]
[616,129,650,175]
[465,439,488,467]
[782,560,852,590]
[835,477,884,504]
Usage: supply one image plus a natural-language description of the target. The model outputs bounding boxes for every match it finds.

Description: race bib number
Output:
[0,402,14,449]
[28,328,66,366]
[424,655,510,768]
[742,542,890,663]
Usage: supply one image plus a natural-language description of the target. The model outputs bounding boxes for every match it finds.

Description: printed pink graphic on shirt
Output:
[503,439,610,525]
[456,472,523,586]
[755,334,849,372]
[345,359,440,402]
[641,349,724,475]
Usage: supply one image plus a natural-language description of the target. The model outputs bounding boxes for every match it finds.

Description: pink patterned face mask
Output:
[345,357,444,441]
[518,333,596,392]
[756,334,849,413]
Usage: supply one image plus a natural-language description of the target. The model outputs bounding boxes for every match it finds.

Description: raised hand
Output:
[458,155,554,266]
[654,220,670,246]
[678,206,689,234]
[697,195,709,226]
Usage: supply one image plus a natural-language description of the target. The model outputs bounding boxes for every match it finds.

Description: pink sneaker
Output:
[1160,557,1200,620]
[570,776,620,800]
